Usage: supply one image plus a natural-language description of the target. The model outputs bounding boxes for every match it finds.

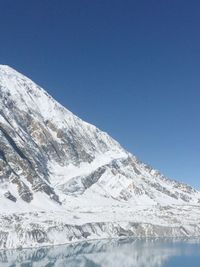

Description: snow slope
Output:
[0,65,200,249]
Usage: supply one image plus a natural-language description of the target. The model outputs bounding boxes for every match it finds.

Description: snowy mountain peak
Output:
[0,66,200,249]
[0,65,199,206]
[0,64,29,82]
[0,64,14,71]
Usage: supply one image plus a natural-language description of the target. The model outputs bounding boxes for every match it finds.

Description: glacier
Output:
[0,64,200,249]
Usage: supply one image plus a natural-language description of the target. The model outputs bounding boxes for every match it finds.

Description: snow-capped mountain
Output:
[0,65,200,249]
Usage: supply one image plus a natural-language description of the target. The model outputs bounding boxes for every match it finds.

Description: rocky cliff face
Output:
[0,65,200,249]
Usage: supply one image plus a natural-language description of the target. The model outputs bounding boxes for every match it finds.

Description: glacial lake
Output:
[1,238,200,267]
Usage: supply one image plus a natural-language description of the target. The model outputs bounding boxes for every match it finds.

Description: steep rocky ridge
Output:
[0,65,200,249]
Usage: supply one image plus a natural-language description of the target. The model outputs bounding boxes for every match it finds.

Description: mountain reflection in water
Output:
[0,238,200,267]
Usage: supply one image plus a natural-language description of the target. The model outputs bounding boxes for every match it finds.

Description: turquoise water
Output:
[1,238,200,266]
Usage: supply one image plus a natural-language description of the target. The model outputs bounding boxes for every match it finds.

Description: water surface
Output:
[1,238,200,266]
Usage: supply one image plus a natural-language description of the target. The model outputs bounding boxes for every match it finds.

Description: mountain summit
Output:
[0,65,200,249]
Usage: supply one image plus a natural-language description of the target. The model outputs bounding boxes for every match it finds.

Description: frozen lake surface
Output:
[1,238,200,266]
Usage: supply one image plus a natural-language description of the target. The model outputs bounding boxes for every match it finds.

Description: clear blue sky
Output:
[0,0,200,189]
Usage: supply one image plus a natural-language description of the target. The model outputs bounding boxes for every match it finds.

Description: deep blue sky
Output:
[0,0,200,189]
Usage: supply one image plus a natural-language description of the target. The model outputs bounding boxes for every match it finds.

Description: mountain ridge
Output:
[0,65,200,249]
